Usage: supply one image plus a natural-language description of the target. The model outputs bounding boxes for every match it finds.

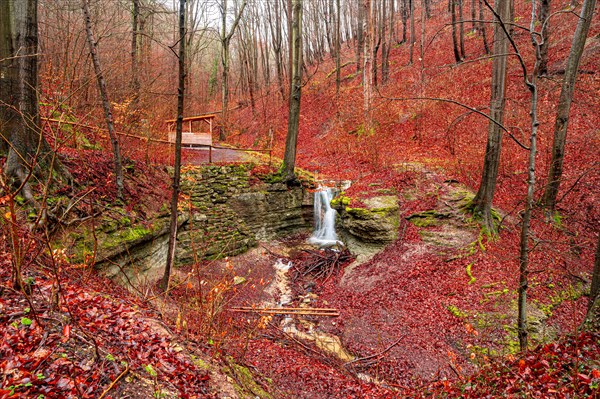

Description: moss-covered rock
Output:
[337,195,400,247]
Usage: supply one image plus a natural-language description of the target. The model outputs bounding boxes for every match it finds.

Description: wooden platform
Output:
[166,114,215,147]
[168,131,212,147]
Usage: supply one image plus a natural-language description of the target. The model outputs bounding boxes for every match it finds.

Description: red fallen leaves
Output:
[0,263,212,399]
[407,332,600,398]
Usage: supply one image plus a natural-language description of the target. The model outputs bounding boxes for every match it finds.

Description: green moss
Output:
[407,210,451,227]
[225,357,272,399]
[466,263,476,285]
[190,355,211,371]
[537,282,585,318]
[448,305,469,319]
[330,195,351,208]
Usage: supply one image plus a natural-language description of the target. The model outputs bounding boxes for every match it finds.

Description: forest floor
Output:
[2,1,600,397]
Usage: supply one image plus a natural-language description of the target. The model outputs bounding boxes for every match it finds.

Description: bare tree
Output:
[282,0,302,183]
[363,0,374,130]
[479,0,490,54]
[131,0,141,111]
[537,0,550,76]
[470,0,511,234]
[584,232,600,331]
[1,0,70,205]
[356,0,365,72]
[336,0,342,94]
[267,0,287,101]
[409,0,415,64]
[543,0,596,212]
[161,0,186,293]
[82,0,124,198]
[220,0,247,141]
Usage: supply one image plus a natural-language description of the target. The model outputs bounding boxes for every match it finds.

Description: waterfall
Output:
[308,188,341,247]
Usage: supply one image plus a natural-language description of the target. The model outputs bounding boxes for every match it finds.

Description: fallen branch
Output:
[97,366,130,399]
[344,335,405,367]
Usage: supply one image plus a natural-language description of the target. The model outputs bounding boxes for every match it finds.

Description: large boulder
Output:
[335,195,400,254]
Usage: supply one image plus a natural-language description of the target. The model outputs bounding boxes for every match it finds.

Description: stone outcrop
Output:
[333,195,400,254]
[178,165,313,261]
[63,164,314,286]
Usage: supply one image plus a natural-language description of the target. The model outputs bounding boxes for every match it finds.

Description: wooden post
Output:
[209,145,212,163]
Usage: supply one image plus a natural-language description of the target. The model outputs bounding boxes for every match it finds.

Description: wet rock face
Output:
[67,164,313,286]
[228,183,313,241]
[176,165,312,261]
[335,195,400,253]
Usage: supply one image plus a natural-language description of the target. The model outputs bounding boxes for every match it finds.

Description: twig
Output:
[97,366,130,399]
[344,335,405,367]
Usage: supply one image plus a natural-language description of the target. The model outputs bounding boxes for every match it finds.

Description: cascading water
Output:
[308,188,341,247]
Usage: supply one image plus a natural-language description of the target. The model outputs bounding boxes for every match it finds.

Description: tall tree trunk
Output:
[471,0,477,32]
[424,0,431,18]
[372,0,380,87]
[451,0,462,62]
[583,232,600,331]
[409,0,415,64]
[82,0,124,199]
[458,0,466,59]
[479,0,490,54]
[1,0,70,203]
[282,0,302,183]
[591,232,600,311]
[363,0,375,132]
[356,0,365,72]
[518,0,545,351]
[401,0,408,43]
[161,0,186,293]
[471,0,510,234]
[396,0,410,44]
[131,0,141,111]
[542,0,596,212]
[220,0,247,141]
[537,0,550,76]
[267,0,286,101]
[381,0,390,84]
[336,0,341,94]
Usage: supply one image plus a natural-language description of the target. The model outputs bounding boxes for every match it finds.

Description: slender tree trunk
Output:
[372,0,380,87]
[588,232,600,312]
[356,0,364,72]
[471,0,510,233]
[282,0,302,183]
[409,0,415,64]
[336,0,341,94]
[537,0,550,76]
[471,0,477,31]
[381,0,390,84]
[518,0,545,351]
[543,0,596,211]
[401,0,408,43]
[220,0,247,141]
[363,0,374,131]
[451,0,462,62]
[268,0,286,101]
[131,0,140,111]
[82,0,124,198]
[383,0,394,81]
[583,232,600,331]
[479,0,490,54]
[458,0,466,58]
[161,0,186,293]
